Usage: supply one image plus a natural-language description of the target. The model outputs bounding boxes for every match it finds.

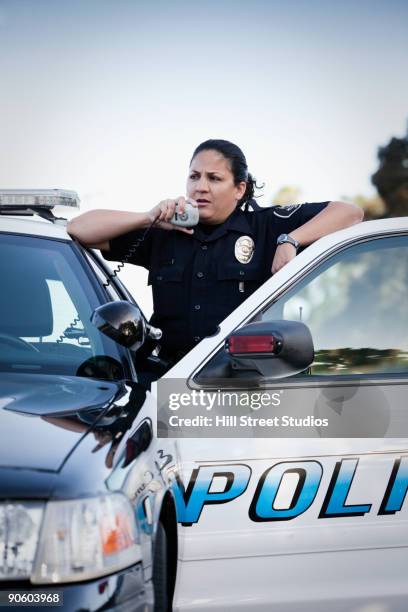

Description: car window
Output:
[35,279,90,346]
[260,234,408,377]
[82,249,124,303]
[0,233,132,380]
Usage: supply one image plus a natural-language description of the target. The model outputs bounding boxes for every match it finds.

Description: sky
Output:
[0,0,407,312]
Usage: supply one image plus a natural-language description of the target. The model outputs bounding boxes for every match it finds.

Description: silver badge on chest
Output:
[234,235,255,264]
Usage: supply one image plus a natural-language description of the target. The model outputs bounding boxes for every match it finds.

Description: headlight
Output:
[32,493,141,584]
[0,494,141,584]
[0,503,44,580]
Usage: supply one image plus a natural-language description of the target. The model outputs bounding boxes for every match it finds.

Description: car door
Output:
[172,230,408,611]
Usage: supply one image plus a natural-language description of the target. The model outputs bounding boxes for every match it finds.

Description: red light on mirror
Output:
[227,334,276,355]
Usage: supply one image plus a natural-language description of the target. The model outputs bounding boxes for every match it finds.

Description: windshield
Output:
[0,233,132,380]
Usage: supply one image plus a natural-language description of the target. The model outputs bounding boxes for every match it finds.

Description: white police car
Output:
[1,191,407,611]
[152,212,408,611]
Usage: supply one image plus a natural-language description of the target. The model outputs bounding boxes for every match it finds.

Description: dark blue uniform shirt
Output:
[102,202,328,357]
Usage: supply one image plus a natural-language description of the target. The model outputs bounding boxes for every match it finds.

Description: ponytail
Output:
[238,172,263,211]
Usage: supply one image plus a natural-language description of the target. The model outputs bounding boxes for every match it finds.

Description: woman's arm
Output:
[66,209,153,250]
[67,197,195,249]
[271,201,364,274]
[289,200,364,246]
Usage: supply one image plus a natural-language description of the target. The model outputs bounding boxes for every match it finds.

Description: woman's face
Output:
[186,149,247,224]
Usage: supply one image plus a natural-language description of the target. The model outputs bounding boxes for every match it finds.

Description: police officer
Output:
[68,139,363,364]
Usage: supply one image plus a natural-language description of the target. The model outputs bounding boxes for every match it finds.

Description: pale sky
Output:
[1,0,407,313]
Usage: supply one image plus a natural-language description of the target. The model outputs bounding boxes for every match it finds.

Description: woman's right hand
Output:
[148,197,196,234]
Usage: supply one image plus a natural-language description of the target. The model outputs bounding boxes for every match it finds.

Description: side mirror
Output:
[196,320,314,385]
[91,301,147,351]
[227,320,314,379]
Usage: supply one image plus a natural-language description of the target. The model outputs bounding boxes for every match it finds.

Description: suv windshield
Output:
[0,233,132,380]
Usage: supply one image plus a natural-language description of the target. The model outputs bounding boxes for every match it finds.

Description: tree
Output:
[272,186,302,206]
[371,124,408,218]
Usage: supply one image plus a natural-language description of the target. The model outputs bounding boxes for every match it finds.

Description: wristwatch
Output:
[276,233,300,251]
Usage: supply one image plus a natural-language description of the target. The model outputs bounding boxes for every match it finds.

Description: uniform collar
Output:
[195,207,254,243]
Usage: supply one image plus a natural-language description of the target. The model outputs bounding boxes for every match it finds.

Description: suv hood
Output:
[0,373,120,472]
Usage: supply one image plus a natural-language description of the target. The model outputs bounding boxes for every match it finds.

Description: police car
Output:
[0,191,178,611]
[1,191,408,611]
[153,210,408,611]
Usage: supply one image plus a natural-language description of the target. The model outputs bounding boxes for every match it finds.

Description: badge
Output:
[234,236,255,264]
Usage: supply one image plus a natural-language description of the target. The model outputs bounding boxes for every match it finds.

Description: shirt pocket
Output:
[217,260,265,282]
[215,261,267,318]
[148,263,185,319]
[148,264,184,285]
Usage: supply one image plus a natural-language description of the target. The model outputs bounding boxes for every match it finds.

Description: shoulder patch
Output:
[273,204,302,218]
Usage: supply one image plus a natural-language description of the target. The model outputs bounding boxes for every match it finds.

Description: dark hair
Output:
[190,139,263,210]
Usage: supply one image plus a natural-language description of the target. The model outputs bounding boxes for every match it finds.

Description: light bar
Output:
[0,189,80,210]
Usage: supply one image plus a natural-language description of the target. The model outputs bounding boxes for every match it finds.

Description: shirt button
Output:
[239,270,245,276]
[157,275,163,281]
[196,271,204,278]
[201,244,208,250]
[194,304,201,310]
[194,336,201,342]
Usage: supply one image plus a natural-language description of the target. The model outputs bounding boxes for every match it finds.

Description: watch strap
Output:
[277,233,300,251]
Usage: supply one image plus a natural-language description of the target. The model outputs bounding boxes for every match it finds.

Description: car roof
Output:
[0,214,72,240]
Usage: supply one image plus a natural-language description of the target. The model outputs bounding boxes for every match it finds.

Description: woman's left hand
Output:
[271,243,297,274]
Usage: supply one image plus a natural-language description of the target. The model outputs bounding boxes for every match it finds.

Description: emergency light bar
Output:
[0,189,80,209]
